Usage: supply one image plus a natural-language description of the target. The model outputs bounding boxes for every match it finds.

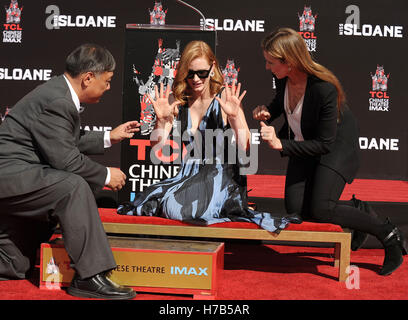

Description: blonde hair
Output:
[262,28,345,112]
[172,41,223,102]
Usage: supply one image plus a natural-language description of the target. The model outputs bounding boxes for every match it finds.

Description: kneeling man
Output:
[0,44,139,300]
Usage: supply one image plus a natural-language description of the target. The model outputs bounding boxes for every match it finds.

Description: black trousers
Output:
[0,173,116,280]
[284,157,388,240]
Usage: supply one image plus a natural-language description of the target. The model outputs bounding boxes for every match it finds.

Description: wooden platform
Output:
[40,236,224,299]
[100,209,351,281]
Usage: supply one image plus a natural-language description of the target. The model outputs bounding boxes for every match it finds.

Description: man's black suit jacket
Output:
[0,75,107,198]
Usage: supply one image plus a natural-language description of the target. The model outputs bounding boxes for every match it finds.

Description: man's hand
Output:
[107,167,126,191]
[110,121,141,145]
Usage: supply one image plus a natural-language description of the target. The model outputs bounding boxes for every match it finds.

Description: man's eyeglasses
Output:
[185,65,212,79]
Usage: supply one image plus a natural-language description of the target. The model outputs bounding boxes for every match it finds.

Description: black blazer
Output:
[266,75,360,183]
[0,75,107,198]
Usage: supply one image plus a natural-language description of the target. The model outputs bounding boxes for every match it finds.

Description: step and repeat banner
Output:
[119,26,217,203]
[1,0,407,203]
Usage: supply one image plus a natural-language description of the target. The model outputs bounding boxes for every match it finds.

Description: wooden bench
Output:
[99,208,351,281]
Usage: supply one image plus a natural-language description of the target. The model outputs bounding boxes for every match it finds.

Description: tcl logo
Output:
[3,24,22,30]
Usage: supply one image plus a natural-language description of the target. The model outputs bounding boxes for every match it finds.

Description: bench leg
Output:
[335,238,351,282]
[334,243,340,268]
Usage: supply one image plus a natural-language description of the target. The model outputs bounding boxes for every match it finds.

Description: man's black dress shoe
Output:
[67,272,136,300]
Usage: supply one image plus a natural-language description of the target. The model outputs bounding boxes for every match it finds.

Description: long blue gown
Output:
[117,91,292,233]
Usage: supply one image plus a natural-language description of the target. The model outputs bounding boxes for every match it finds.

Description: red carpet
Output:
[2,176,406,303]
[247,175,408,202]
[1,242,407,300]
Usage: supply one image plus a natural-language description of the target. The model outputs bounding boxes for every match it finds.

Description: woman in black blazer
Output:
[253,28,406,276]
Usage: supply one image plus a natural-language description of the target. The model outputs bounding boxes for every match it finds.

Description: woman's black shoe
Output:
[349,195,372,251]
[67,272,137,300]
[351,230,369,251]
[379,220,408,276]
[286,213,303,224]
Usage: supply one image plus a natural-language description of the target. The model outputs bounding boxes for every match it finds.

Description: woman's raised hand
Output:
[216,81,247,118]
[147,83,181,123]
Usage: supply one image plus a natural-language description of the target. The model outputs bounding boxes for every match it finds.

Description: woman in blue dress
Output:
[118,40,295,233]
